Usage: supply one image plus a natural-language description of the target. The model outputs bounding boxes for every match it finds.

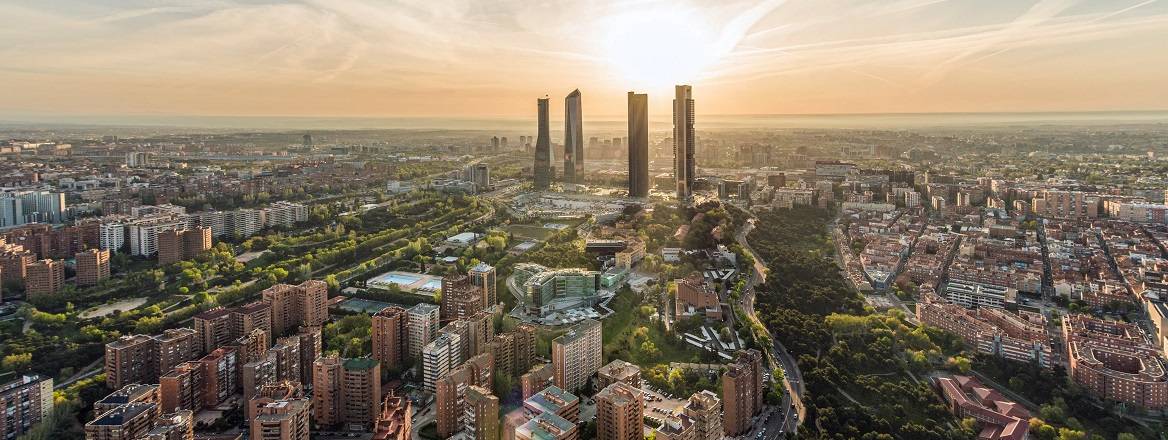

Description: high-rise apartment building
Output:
[75,248,111,286]
[441,275,485,321]
[94,384,160,414]
[242,353,279,403]
[262,280,328,337]
[533,97,552,190]
[627,92,649,198]
[372,306,408,371]
[552,319,602,393]
[0,374,53,440]
[312,356,382,430]
[722,349,764,436]
[85,402,158,440]
[25,259,63,296]
[673,85,695,201]
[682,390,722,440]
[250,398,312,440]
[0,239,33,286]
[435,353,495,438]
[423,333,462,393]
[159,362,203,413]
[595,382,644,440]
[198,347,238,409]
[465,386,499,440]
[521,364,555,401]
[295,326,321,386]
[104,329,197,390]
[142,410,194,440]
[407,303,440,361]
[270,337,301,384]
[468,263,497,307]
[312,356,342,427]
[341,358,382,431]
[596,359,641,391]
[563,89,583,186]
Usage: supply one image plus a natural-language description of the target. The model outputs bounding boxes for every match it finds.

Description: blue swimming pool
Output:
[380,273,422,285]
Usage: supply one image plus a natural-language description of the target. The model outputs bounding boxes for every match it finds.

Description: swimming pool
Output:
[379,272,422,285]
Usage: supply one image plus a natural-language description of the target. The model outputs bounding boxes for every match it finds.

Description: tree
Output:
[1,353,32,372]
[951,356,972,373]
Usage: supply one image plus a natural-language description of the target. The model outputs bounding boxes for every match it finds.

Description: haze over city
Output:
[3,0,1168,123]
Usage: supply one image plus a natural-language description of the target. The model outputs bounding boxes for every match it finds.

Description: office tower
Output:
[262,280,328,337]
[627,92,649,197]
[373,391,412,440]
[721,349,763,436]
[468,262,497,307]
[94,384,160,414]
[596,359,641,391]
[342,358,382,430]
[198,348,238,409]
[521,364,555,401]
[465,386,499,440]
[159,362,204,413]
[142,410,194,440]
[595,382,644,440]
[472,164,491,191]
[563,89,583,186]
[441,275,484,321]
[552,319,602,393]
[251,398,312,440]
[407,303,440,361]
[423,333,461,393]
[533,97,551,190]
[242,353,279,403]
[295,326,321,386]
[25,259,63,296]
[372,306,408,370]
[673,85,695,201]
[0,374,53,440]
[76,248,111,286]
[435,353,495,438]
[683,391,723,440]
[85,402,159,440]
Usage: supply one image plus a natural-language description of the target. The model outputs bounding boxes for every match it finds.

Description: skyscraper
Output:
[627,92,649,198]
[673,85,695,201]
[563,90,583,186]
[533,97,551,190]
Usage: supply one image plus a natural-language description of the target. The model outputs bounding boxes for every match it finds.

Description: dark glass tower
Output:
[534,97,551,190]
[628,92,649,198]
[673,85,695,201]
[564,89,583,186]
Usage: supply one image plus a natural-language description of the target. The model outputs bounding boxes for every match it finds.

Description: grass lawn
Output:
[506,224,556,241]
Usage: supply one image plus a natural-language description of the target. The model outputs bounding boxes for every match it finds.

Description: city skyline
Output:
[2,0,1168,121]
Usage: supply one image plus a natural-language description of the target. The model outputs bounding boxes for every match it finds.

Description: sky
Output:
[1,0,1167,122]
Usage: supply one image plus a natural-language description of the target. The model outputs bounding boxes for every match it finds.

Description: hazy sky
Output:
[2,0,1167,120]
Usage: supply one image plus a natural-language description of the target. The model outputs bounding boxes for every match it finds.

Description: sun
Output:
[600,8,719,90]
